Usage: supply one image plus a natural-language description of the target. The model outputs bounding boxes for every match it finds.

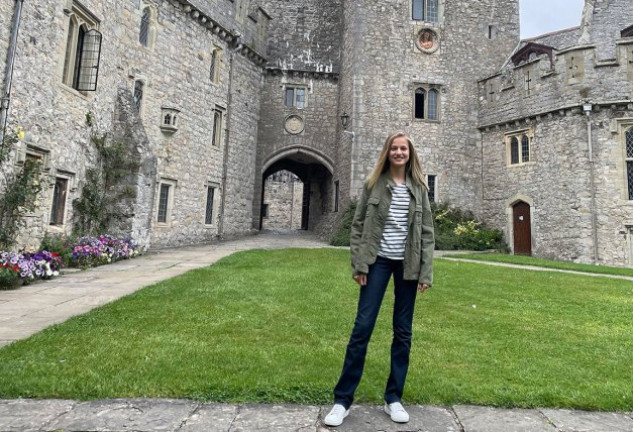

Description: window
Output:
[284,86,306,109]
[427,175,436,202]
[262,203,269,218]
[211,107,224,146]
[210,47,222,83]
[160,107,179,133]
[139,7,150,46]
[62,2,102,91]
[205,186,216,225]
[626,128,633,200]
[334,180,339,212]
[412,0,438,22]
[50,177,69,226]
[506,131,532,166]
[133,80,144,112]
[413,85,439,121]
[156,181,176,224]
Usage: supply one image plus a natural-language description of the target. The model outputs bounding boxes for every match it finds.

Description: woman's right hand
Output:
[353,273,367,286]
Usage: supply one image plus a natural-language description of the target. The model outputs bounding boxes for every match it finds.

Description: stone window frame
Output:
[505,128,534,167]
[427,174,437,202]
[48,170,75,228]
[155,178,177,226]
[61,1,102,92]
[139,1,158,50]
[333,180,339,212]
[211,105,225,147]
[204,182,220,227]
[160,106,180,134]
[284,85,307,109]
[210,45,223,85]
[412,83,440,122]
[411,0,441,23]
[234,0,249,23]
[133,79,145,113]
[624,125,633,201]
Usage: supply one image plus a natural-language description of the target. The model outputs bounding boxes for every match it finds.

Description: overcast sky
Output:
[520,0,585,39]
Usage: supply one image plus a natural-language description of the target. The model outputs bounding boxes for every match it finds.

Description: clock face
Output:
[285,115,304,134]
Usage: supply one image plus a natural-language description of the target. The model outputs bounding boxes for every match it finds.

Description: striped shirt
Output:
[377,183,410,260]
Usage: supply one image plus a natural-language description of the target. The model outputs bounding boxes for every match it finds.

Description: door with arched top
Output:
[513,201,532,255]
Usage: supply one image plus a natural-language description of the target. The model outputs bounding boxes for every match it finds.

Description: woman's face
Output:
[388,136,410,168]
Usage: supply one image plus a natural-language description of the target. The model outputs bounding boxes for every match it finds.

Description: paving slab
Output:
[179,403,238,432]
[47,399,196,432]
[541,408,633,431]
[0,399,76,432]
[453,405,556,432]
[318,405,460,432]
[229,404,319,431]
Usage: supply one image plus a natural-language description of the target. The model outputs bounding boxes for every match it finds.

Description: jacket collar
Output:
[382,172,422,204]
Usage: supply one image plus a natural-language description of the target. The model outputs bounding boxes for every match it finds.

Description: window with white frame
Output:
[626,128,633,200]
[284,86,306,109]
[414,85,439,121]
[412,0,439,22]
[506,131,532,166]
[156,180,176,224]
[62,2,102,91]
[211,106,224,147]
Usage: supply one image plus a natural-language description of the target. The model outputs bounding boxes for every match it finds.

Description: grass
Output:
[0,249,632,410]
[443,253,633,277]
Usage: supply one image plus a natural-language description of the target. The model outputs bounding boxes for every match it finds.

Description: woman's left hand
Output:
[417,283,430,294]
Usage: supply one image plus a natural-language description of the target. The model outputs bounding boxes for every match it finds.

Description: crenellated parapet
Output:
[478,31,633,128]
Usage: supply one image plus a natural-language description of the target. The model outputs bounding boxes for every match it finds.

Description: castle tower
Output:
[337,0,520,215]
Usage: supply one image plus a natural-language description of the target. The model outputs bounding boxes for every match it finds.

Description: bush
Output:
[329,201,357,246]
[40,233,73,267]
[70,235,139,268]
[432,202,506,251]
[0,250,62,288]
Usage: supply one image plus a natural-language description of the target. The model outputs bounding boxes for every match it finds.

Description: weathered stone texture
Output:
[262,172,303,230]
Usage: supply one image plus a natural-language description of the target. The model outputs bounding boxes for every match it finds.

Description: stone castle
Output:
[1,0,632,266]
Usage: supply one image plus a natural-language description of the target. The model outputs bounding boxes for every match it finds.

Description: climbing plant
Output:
[72,132,139,236]
[0,126,42,249]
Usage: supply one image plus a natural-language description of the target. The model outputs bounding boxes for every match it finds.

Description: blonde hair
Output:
[366,132,426,190]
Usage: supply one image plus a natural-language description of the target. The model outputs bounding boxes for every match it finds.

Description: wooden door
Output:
[513,201,532,255]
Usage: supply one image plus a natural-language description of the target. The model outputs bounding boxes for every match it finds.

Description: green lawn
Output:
[0,249,632,410]
[442,253,633,277]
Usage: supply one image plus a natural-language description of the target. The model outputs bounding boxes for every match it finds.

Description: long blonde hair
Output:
[366,132,426,190]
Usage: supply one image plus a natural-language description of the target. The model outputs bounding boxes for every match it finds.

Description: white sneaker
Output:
[384,402,409,423]
[324,403,350,427]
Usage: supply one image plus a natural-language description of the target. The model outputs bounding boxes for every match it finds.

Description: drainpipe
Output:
[583,102,599,264]
[0,0,24,147]
[217,35,243,239]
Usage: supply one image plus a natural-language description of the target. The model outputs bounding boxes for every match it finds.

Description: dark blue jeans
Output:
[333,256,418,409]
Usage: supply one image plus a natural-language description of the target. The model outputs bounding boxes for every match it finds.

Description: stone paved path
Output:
[1,231,632,431]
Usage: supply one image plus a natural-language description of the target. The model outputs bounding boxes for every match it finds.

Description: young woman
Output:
[324,132,435,427]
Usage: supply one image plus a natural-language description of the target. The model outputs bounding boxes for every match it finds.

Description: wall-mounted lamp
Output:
[340,112,350,128]
[582,102,593,115]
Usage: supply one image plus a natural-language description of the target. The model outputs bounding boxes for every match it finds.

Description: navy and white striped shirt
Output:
[377,183,410,260]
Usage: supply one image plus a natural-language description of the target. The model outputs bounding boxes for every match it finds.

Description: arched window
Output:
[61,4,102,91]
[133,80,144,112]
[139,6,150,47]
[510,137,519,165]
[427,89,438,120]
[521,135,530,162]
[414,88,425,119]
[626,128,633,200]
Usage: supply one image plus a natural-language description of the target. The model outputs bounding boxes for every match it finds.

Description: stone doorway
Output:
[512,201,532,255]
[261,170,304,230]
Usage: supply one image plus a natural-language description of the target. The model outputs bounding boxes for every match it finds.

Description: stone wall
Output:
[341,0,520,221]
[261,171,303,230]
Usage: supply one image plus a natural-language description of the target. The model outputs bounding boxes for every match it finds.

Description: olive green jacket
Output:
[350,172,435,285]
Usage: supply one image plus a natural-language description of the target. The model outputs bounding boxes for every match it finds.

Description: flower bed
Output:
[0,235,140,289]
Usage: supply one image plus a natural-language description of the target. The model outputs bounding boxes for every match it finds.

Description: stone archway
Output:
[256,147,334,232]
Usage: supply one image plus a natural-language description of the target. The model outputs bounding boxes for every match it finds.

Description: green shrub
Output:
[432,202,506,251]
[329,200,357,246]
[39,233,73,267]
